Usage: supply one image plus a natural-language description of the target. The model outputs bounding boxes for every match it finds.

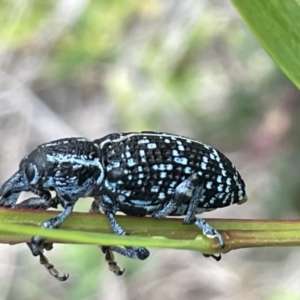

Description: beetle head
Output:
[19,148,46,186]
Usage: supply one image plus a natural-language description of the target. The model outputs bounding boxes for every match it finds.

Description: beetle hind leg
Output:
[194,218,225,248]
[155,173,225,253]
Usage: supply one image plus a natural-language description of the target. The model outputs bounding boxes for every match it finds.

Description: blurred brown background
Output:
[0,0,300,299]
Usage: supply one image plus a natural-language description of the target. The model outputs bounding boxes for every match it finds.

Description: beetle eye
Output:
[25,164,36,183]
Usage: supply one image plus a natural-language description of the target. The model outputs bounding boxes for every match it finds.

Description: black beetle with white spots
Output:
[0,131,247,281]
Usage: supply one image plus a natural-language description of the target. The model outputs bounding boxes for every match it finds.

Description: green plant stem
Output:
[0,208,300,255]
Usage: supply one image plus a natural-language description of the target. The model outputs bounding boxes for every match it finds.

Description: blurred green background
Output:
[0,0,300,299]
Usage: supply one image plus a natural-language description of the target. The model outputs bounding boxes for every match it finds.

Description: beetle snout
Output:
[0,171,26,207]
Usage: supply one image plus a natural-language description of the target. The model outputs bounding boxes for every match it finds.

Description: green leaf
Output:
[231,0,300,89]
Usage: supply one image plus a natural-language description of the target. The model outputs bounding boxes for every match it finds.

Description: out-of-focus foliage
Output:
[232,0,300,90]
[0,0,300,299]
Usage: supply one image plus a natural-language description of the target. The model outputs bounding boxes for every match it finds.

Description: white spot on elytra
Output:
[172,150,179,156]
[174,157,188,165]
[158,192,165,200]
[218,193,225,199]
[203,156,208,163]
[147,143,157,149]
[178,145,185,151]
[213,149,221,162]
[160,172,167,178]
[217,175,222,183]
[170,181,177,188]
[167,188,174,194]
[139,150,145,157]
[159,164,166,170]
[138,139,150,144]
[226,178,232,185]
[167,164,173,170]
[151,186,159,193]
[127,158,136,167]
[201,162,207,170]
[164,139,170,143]
[184,166,192,174]
[217,184,224,192]
[209,197,216,204]
[206,181,213,189]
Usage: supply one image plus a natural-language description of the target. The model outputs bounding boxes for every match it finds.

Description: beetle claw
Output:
[39,252,69,281]
[101,246,125,276]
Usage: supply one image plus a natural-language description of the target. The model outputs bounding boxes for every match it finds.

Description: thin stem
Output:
[0,208,300,255]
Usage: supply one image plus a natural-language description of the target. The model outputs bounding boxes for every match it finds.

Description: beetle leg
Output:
[39,252,69,281]
[26,201,74,281]
[194,218,225,248]
[203,253,222,261]
[104,211,150,260]
[14,194,58,210]
[154,173,225,248]
[93,197,149,268]
[31,248,69,281]
[89,199,127,274]
[153,173,199,219]
[89,197,102,214]
[101,246,125,276]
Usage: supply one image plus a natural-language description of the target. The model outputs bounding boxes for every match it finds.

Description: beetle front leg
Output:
[14,196,58,210]
[28,201,74,281]
[13,189,58,210]
[29,201,74,254]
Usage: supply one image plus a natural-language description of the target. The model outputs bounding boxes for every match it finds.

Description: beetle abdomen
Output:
[97,132,246,211]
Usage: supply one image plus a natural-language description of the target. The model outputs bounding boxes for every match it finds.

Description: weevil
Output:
[0,132,247,280]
